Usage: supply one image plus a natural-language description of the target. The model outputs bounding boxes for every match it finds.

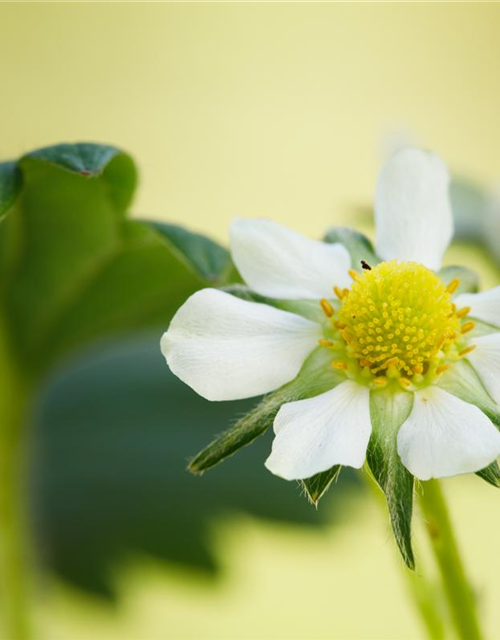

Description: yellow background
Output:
[1,2,500,639]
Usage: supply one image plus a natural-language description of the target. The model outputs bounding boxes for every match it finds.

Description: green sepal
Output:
[437,265,479,295]
[189,347,344,474]
[323,227,379,271]
[367,389,415,569]
[301,465,342,506]
[145,221,238,284]
[437,360,500,428]
[222,284,328,324]
[476,461,500,488]
[0,161,22,218]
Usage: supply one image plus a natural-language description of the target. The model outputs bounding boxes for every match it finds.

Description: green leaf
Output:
[146,221,236,284]
[25,142,124,176]
[0,161,22,218]
[301,465,342,506]
[36,334,350,596]
[0,142,209,375]
[189,347,344,473]
[476,461,500,488]
[437,265,479,295]
[367,389,415,569]
[323,227,379,270]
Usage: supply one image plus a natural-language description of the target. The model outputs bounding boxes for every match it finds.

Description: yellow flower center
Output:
[319,260,475,390]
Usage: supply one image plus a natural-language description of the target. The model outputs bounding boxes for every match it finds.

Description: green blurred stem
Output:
[0,323,33,640]
[419,479,483,640]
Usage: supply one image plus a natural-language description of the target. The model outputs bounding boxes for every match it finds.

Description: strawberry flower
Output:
[161,147,500,566]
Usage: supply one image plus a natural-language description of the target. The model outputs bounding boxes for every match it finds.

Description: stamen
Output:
[348,269,359,281]
[318,339,335,347]
[320,298,334,317]
[447,278,460,294]
[373,377,387,386]
[435,365,450,375]
[332,361,348,370]
[332,260,463,384]
[460,321,475,335]
[458,345,476,357]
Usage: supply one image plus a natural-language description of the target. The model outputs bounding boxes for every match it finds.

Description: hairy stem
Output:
[419,479,483,640]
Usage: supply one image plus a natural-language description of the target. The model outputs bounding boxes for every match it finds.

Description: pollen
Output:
[336,261,461,379]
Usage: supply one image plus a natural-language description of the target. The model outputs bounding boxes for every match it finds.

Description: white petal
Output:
[467,333,500,404]
[375,148,453,270]
[455,286,500,327]
[265,381,371,480]
[397,387,500,480]
[161,289,321,401]
[229,218,351,300]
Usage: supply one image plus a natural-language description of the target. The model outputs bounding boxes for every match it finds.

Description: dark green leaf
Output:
[35,334,352,597]
[367,389,415,569]
[323,227,379,270]
[0,142,207,375]
[476,461,500,488]
[189,347,344,473]
[301,465,342,506]
[0,161,22,218]
[437,265,479,295]
[25,143,123,177]
[146,221,236,283]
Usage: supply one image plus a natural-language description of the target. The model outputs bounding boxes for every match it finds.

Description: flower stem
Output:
[419,479,483,640]
[0,323,33,640]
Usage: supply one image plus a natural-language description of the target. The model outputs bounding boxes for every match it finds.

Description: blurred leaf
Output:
[32,334,358,597]
[146,221,236,283]
[0,142,221,375]
[189,348,344,474]
[323,226,379,269]
[367,389,415,569]
[450,177,488,242]
[0,161,22,218]
[437,265,479,295]
[301,466,342,506]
